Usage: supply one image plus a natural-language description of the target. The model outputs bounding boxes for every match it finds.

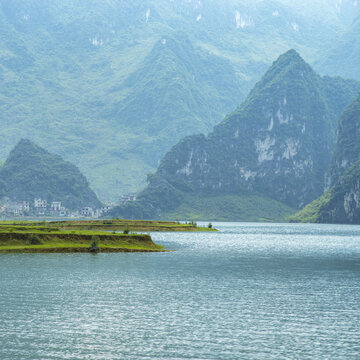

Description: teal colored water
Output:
[0,223,359,359]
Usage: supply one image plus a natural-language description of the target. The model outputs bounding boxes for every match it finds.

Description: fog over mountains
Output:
[0,0,359,203]
[109,50,360,221]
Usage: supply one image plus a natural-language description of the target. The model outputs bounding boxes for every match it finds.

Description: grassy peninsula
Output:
[0,224,164,253]
[0,219,216,253]
[0,219,217,232]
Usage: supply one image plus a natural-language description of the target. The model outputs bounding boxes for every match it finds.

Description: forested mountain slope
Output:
[0,140,101,210]
[109,50,360,220]
[0,0,359,200]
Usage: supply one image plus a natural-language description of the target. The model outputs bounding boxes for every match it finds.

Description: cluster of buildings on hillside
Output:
[0,197,113,218]
[0,192,138,218]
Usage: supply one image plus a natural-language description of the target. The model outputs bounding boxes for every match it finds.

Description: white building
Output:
[80,207,94,217]
[101,206,112,214]
[20,201,30,212]
[6,204,21,215]
[59,208,67,217]
[34,198,47,209]
[51,201,62,211]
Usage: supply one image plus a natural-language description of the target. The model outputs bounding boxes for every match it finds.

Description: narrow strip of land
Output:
[0,224,164,253]
[0,220,217,253]
[0,219,217,232]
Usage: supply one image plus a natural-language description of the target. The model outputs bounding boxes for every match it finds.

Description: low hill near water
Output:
[109,50,360,221]
[0,139,101,210]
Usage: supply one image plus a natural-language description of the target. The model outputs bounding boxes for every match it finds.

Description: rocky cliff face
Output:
[292,93,360,224]
[318,162,360,223]
[330,93,360,183]
[110,50,360,220]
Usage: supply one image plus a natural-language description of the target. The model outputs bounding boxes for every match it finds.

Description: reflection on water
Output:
[0,223,359,359]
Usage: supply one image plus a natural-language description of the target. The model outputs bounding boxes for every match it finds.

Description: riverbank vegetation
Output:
[0,224,164,253]
[0,219,217,232]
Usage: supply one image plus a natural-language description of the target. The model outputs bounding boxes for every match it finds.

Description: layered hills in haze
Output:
[0,139,101,210]
[0,0,359,201]
[106,33,243,164]
[109,50,360,221]
[316,15,360,80]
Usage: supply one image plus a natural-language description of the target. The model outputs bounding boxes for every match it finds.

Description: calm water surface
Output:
[0,223,359,359]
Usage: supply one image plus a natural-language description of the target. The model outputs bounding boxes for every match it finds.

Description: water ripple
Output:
[0,223,359,359]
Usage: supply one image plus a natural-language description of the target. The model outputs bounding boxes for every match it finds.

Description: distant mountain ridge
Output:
[316,15,360,80]
[0,0,359,200]
[0,139,101,210]
[105,33,243,166]
[109,50,360,221]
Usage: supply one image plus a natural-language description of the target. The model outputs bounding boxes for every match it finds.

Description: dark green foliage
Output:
[289,191,333,223]
[111,33,243,138]
[292,161,360,224]
[0,139,101,210]
[164,193,296,222]
[28,234,42,245]
[89,236,100,253]
[208,223,212,229]
[123,229,129,234]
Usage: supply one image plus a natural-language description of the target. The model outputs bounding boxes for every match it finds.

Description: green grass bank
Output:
[0,219,217,232]
[0,225,164,253]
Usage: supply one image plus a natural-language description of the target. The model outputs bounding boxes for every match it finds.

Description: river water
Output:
[0,222,359,359]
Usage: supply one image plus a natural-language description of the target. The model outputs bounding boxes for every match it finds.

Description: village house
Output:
[0,198,29,216]
[59,206,67,217]
[80,207,94,217]
[34,198,47,209]
[20,201,30,212]
[1,196,108,219]
[49,201,68,216]
[6,203,22,215]
[51,201,62,211]
[34,198,47,215]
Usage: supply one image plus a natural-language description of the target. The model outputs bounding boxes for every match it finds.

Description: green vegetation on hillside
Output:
[110,50,360,221]
[164,193,296,222]
[291,93,360,224]
[0,1,357,200]
[291,161,360,224]
[289,191,333,223]
[0,139,101,210]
